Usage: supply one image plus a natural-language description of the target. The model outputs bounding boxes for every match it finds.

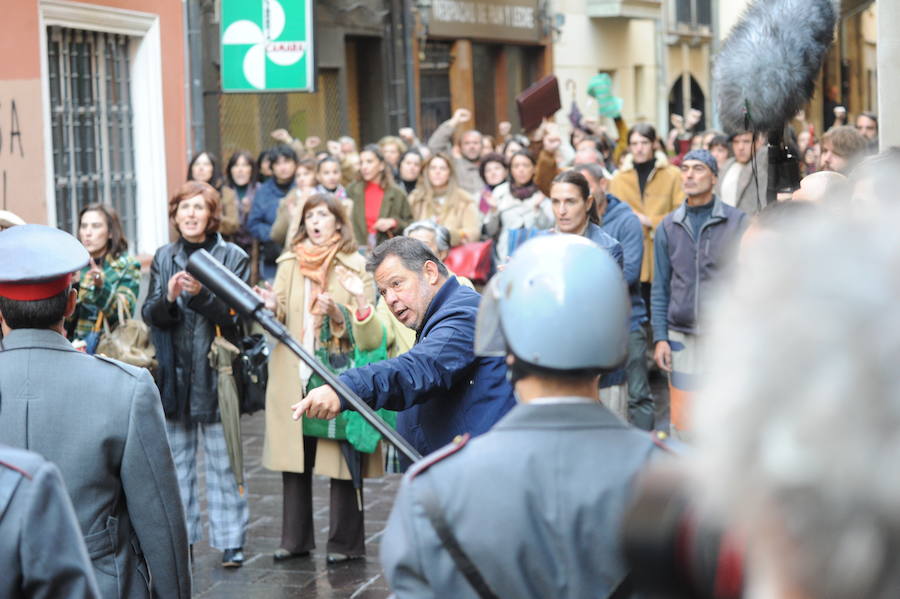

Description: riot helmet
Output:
[475,234,629,372]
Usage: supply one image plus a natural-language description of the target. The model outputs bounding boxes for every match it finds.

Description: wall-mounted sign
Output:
[221,0,315,92]
[427,0,543,43]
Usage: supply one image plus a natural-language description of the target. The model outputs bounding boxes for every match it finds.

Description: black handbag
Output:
[261,240,283,264]
[233,328,269,414]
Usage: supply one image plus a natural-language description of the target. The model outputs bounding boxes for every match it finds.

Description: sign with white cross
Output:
[221,0,315,92]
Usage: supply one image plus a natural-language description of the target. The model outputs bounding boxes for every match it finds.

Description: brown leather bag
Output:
[96,295,157,371]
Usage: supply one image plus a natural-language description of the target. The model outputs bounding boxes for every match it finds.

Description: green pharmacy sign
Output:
[221,0,315,92]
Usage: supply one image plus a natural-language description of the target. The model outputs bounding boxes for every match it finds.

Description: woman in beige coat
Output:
[407,153,481,247]
[257,192,382,564]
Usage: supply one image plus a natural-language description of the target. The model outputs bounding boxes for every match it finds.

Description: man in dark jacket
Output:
[293,237,516,463]
[381,235,659,598]
[575,162,654,430]
[652,150,747,438]
[246,144,297,280]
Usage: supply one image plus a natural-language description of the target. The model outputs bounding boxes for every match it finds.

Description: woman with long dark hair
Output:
[257,149,273,183]
[407,153,480,247]
[346,144,412,250]
[68,203,141,343]
[477,152,508,221]
[220,150,258,250]
[484,150,554,262]
[187,151,223,191]
[142,181,250,568]
[397,150,423,195]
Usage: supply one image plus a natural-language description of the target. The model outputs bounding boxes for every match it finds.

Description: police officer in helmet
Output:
[380,234,660,598]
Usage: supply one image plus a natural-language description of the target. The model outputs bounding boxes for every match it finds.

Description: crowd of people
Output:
[1,91,898,599]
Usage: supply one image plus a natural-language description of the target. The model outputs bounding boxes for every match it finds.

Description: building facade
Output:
[191,0,418,159]
[552,0,879,144]
[415,0,555,139]
[0,0,187,255]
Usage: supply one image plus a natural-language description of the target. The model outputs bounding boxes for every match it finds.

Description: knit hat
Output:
[682,149,718,176]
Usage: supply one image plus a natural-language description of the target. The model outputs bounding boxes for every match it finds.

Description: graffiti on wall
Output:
[1,99,25,209]
[0,80,44,224]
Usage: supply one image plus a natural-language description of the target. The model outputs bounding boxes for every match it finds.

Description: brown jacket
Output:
[608,153,684,282]
[534,149,560,197]
[407,187,482,246]
[219,186,240,236]
[262,250,384,479]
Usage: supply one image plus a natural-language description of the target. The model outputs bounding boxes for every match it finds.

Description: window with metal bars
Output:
[674,0,711,27]
[47,26,138,247]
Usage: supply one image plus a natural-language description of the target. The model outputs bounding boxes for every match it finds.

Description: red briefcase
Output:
[516,75,562,132]
[445,240,493,283]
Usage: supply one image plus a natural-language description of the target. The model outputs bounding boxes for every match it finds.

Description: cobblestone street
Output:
[190,411,401,598]
[189,369,670,597]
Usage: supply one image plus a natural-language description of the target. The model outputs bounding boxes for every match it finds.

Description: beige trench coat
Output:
[407,187,482,246]
[262,249,384,479]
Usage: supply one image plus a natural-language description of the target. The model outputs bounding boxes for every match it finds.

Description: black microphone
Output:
[185,247,264,317]
[186,249,422,464]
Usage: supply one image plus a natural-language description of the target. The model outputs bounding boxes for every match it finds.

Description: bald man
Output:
[791,171,848,203]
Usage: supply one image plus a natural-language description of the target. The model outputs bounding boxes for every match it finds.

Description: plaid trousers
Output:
[165,419,249,550]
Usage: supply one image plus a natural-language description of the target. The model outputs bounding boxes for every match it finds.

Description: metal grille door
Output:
[47,27,137,245]
[419,42,452,141]
[219,71,343,159]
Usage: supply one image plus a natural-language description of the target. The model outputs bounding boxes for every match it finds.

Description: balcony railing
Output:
[586,0,662,19]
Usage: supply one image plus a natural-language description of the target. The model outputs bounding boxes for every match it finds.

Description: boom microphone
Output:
[186,249,423,464]
[714,0,838,134]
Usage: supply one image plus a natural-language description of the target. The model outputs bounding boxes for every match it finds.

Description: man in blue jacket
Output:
[575,162,655,430]
[381,235,658,598]
[652,150,747,438]
[292,237,516,464]
[246,144,297,280]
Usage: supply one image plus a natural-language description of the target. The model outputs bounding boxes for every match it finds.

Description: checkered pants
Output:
[165,419,249,550]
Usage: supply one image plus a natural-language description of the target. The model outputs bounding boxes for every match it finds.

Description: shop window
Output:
[47,27,137,245]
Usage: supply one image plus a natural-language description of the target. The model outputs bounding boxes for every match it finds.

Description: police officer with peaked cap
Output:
[0,225,191,599]
[0,443,101,598]
[380,234,662,598]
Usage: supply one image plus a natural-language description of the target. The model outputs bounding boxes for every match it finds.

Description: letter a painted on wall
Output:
[221,0,315,92]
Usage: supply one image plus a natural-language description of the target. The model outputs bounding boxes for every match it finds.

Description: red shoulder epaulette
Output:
[650,430,678,455]
[408,433,470,480]
[0,459,32,479]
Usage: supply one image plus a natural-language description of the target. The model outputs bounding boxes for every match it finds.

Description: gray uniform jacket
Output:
[0,329,191,599]
[381,400,658,598]
[0,444,100,599]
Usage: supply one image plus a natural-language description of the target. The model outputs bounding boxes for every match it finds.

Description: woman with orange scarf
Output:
[257,193,381,564]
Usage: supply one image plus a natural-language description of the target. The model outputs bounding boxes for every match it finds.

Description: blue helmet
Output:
[475,234,629,371]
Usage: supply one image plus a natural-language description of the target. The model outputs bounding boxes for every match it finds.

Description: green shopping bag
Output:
[302,305,396,453]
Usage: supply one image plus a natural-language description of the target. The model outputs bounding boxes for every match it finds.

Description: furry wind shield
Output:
[714,0,839,134]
